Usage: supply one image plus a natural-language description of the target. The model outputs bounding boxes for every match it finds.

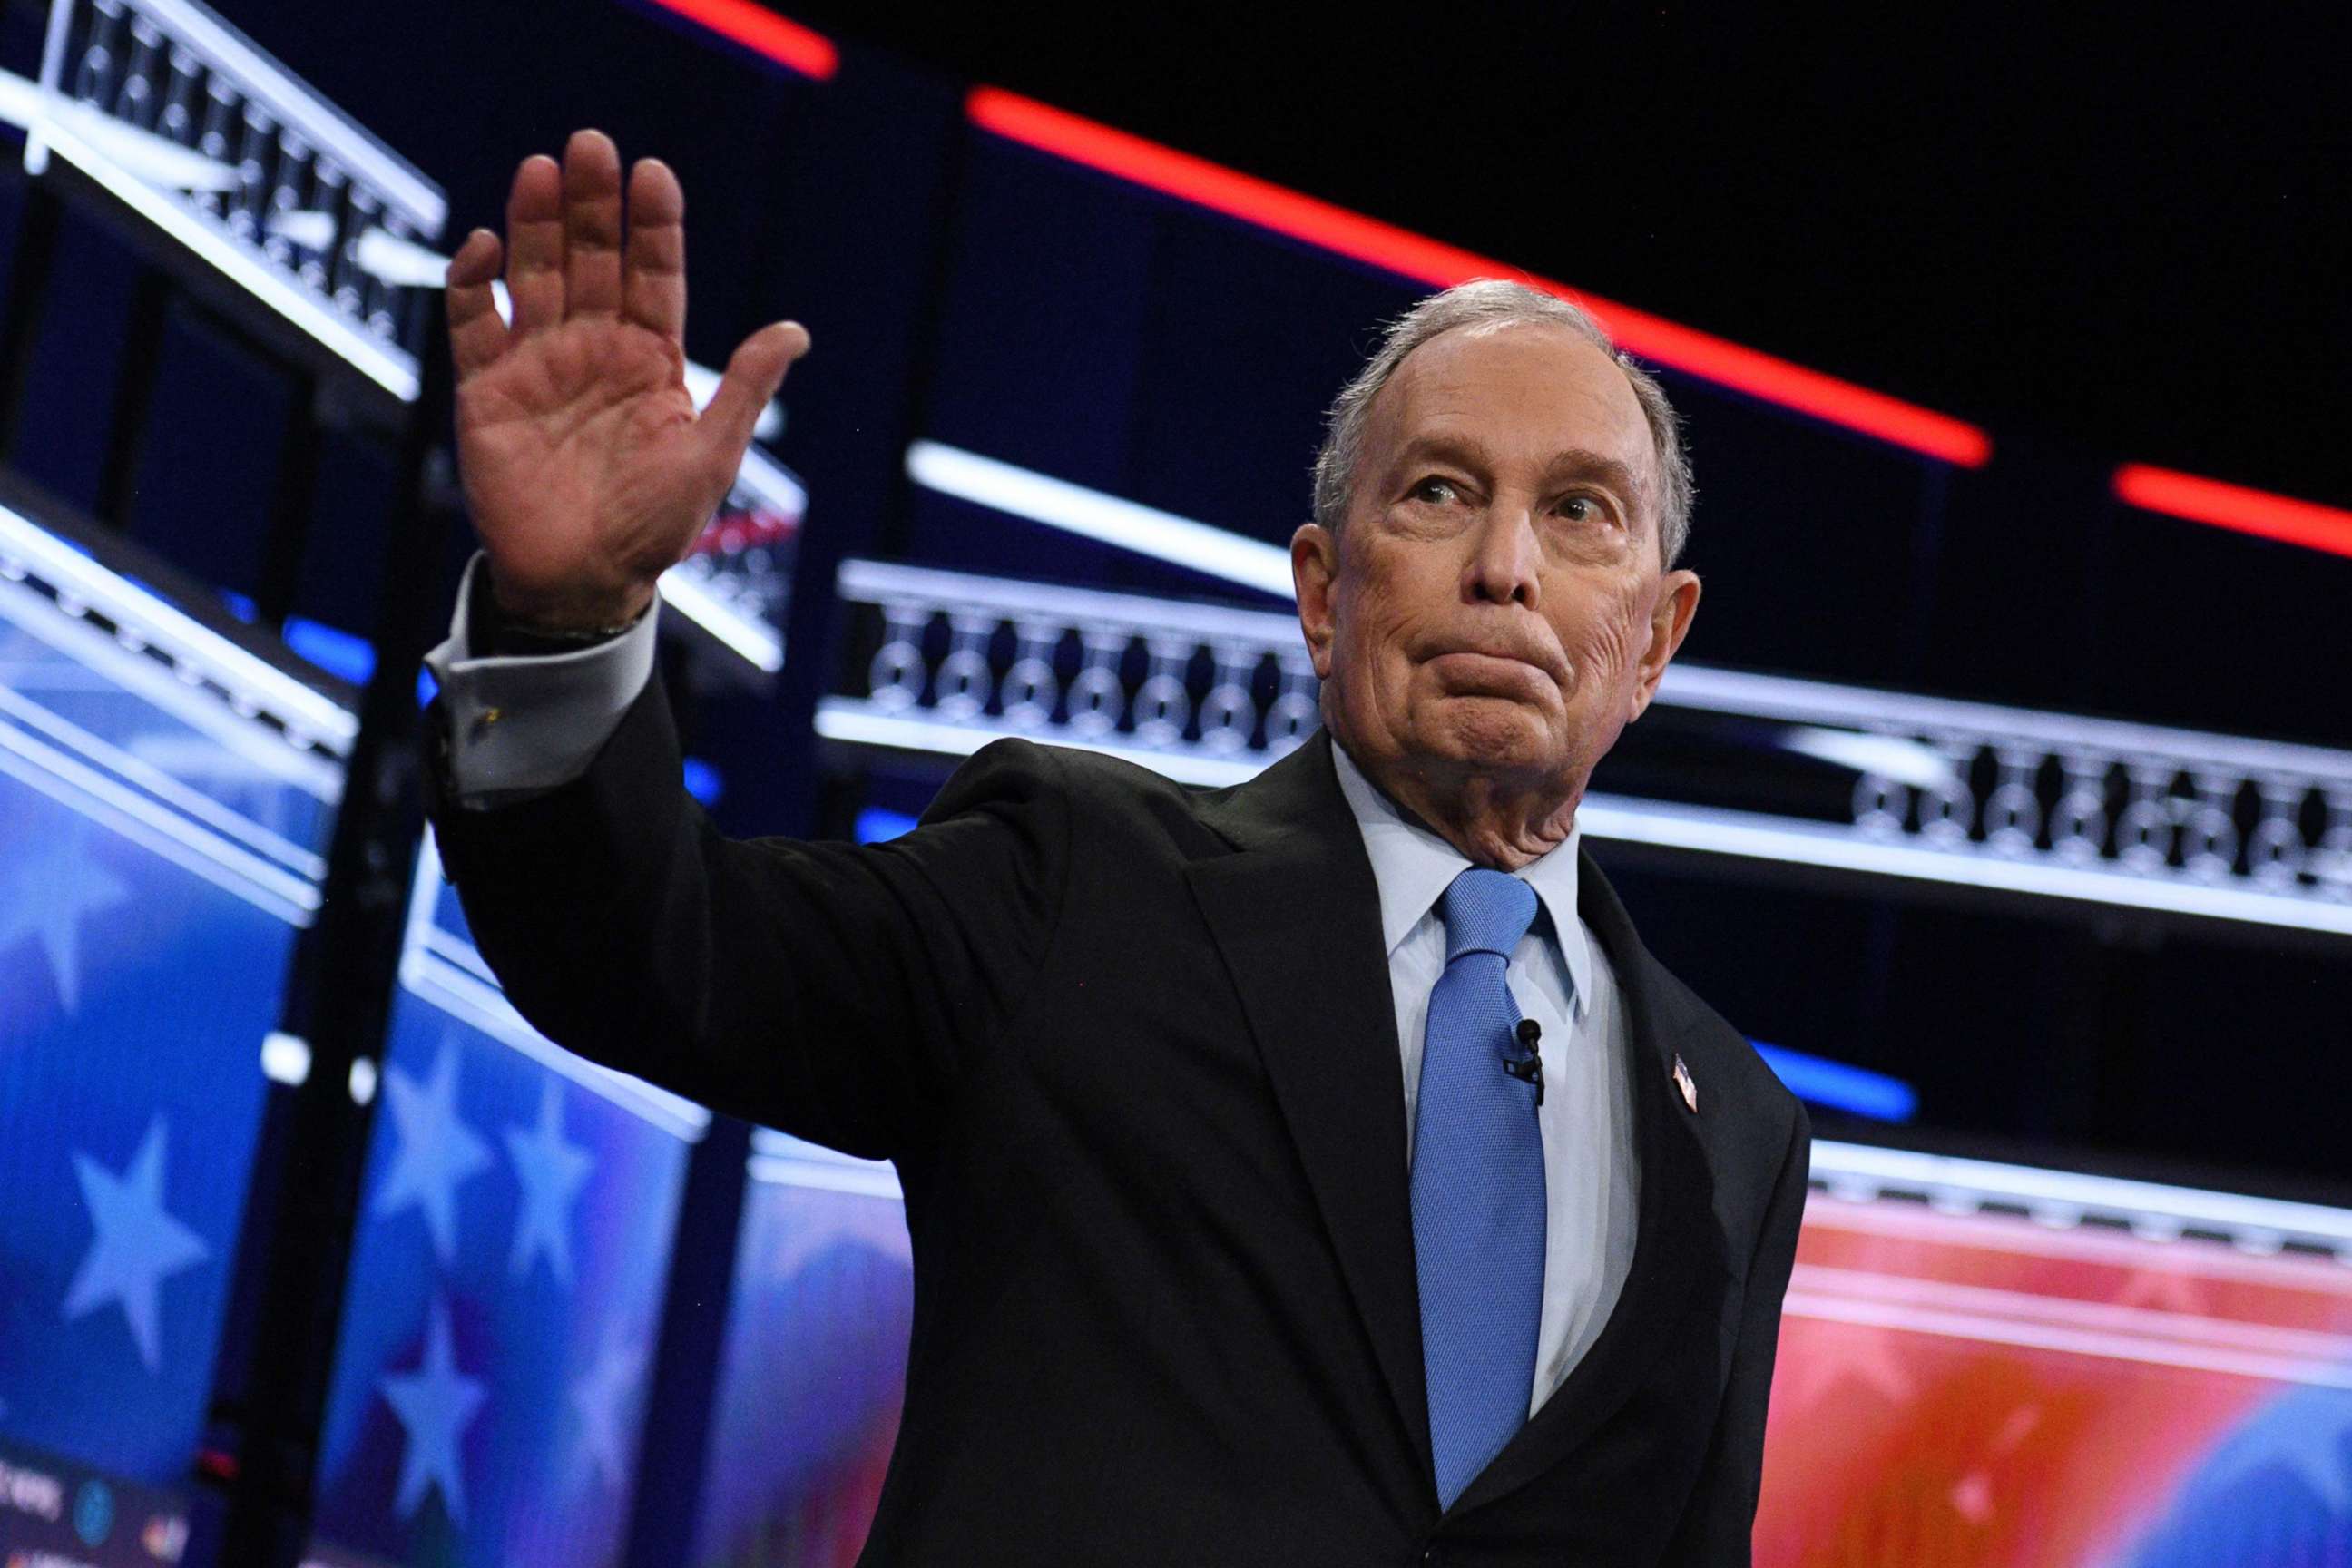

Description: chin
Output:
[1413,698,1558,774]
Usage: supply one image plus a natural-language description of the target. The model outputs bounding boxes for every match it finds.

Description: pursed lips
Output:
[1423,644,1567,690]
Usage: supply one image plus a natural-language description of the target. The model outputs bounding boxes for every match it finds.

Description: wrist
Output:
[485,569,656,637]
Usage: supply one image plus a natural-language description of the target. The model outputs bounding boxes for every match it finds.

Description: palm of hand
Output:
[443,133,807,628]
[456,318,713,611]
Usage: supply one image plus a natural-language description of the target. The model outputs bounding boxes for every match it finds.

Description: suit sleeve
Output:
[1656,1098,1811,1566]
[422,664,1070,1158]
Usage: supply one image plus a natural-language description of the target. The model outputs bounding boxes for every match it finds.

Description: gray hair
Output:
[1308,279,1694,569]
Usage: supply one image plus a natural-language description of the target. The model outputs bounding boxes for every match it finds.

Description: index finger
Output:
[622,157,686,344]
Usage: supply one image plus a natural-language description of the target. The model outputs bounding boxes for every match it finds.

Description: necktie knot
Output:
[1438,867,1539,964]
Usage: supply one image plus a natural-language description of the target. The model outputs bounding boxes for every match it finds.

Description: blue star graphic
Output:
[371,1040,492,1265]
[504,1078,594,1288]
[2195,1387,2352,1514]
[570,1323,648,1490]
[62,1115,210,1370]
[379,1297,487,1525]
[0,840,131,1016]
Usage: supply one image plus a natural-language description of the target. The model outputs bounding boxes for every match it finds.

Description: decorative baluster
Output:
[112,17,166,130]
[1983,747,2043,856]
[230,105,274,243]
[263,132,311,269]
[867,603,930,710]
[156,47,201,147]
[194,77,238,219]
[998,619,1063,730]
[933,613,997,722]
[1264,649,1319,754]
[2316,789,2352,902]
[1917,735,1977,847]
[368,213,412,341]
[337,190,377,319]
[301,159,346,295]
[74,0,127,110]
[1850,753,1906,838]
[2245,777,2311,890]
[1066,626,1130,738]
[2180,772,2242,883]
[1197,642,1261,755]
[1132,637,1194,749]
[2050,752,2112,865]
[2115,761,2180,875]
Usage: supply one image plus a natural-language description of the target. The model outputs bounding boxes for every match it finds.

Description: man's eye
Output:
[1409,476,1459,504]
[1558,495,1609,523]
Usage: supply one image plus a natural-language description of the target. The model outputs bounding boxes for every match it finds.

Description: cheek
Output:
[1335,564,1422,662]
[1557,583,1651,694]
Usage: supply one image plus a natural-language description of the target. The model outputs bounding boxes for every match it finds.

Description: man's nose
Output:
[1465,505,1542,607]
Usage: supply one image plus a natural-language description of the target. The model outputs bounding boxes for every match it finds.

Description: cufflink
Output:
[1671,1054,1698,1113]
[466,706,504,743]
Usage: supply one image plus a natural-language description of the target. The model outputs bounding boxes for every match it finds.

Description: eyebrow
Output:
[1390,433,1648,502]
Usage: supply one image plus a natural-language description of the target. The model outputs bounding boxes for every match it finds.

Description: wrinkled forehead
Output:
[1365,319,1655,489]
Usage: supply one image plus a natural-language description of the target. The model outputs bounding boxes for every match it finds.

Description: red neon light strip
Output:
[2113,464,2352,560]
[966,88,1993,468]
[638,0,838,81]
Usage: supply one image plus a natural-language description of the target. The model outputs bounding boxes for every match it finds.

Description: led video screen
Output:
[0,497,348,1548]
[302,837,702,1568]
[691,1132,911,1568]
[1761,1146,2352,1565]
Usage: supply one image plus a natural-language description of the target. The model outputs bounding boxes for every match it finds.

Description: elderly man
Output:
[426,130,1808,1565]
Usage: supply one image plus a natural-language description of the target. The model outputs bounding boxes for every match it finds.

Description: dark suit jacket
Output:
[425,671,1810,1567]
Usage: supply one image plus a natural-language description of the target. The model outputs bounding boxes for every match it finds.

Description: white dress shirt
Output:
[424,554,1641,1416]
[1329,741,1640,1419]
[422,554,664,806]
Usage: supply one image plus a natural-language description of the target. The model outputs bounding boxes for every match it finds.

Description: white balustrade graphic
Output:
[1808,1140,2352,1261]
[818,560,2352,935]
[25,0,446,398]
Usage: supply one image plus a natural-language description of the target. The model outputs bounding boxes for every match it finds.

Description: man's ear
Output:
[1628,568,1700,722]
[1292,522,1340,680]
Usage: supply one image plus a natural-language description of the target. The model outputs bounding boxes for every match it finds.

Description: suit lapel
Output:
[1184,730,1434,1481]
[1450,845,1722,1516]
[1183,735,1727,1514]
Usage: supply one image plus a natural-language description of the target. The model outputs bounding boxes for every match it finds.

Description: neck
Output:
[1338,735,1581,872]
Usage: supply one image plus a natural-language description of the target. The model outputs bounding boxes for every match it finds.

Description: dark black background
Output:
[778,2,2352,505]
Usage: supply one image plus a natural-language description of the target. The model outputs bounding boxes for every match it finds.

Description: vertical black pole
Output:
[214,316,458,1566]
[620,1116,751,1568]
[0,181,65,461]
[254,369,321,629]
[93,264,174,529]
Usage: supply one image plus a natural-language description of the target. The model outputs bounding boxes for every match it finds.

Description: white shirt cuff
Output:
[422,553,660,808]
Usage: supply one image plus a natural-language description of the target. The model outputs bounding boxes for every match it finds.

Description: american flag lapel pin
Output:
[1671,1054,1698,1113]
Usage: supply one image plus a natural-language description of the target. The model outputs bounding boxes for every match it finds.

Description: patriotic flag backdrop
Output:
[692,1157,913,1568]
[1757,1192,2352,1564]
[0,767,289,1485]
[307,858,695,1568]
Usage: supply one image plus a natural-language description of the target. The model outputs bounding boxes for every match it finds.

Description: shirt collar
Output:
[1328,736,1592,1019]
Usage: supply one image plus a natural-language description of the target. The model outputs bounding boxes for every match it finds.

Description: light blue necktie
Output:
[1411,866,1546,1510]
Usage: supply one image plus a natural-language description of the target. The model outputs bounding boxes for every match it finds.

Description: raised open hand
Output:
[444,129,809,631]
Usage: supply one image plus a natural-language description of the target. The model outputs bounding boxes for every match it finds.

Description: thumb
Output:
[697,320,809,473]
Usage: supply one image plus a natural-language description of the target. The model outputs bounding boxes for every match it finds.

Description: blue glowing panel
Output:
[851,806,916,845]
[0,772,289,1484]
[307,838,702,1568]
[0,505,345,1489]
[1753,1042,1918,1123]
[692,1139,911,1568]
